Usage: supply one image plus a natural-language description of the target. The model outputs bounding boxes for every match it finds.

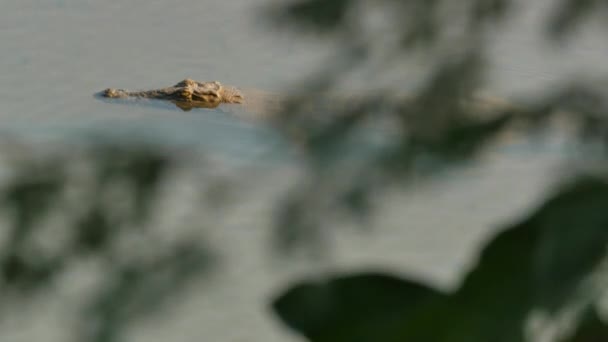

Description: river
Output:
[1,0,607,341]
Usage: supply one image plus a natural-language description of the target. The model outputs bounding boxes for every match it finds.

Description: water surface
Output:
[1,1,607,341]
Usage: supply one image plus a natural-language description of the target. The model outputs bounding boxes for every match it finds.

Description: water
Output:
[1,0,607,341]
[0,0,330,153]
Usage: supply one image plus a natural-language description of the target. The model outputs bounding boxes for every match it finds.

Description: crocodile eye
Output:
[102,88,127,98]
[102,89,115,97]
[180,90,194,100]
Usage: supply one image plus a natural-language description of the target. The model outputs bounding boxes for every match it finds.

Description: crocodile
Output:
[97,78,522,148]
[98,78,515,121]
[99,79,246,111]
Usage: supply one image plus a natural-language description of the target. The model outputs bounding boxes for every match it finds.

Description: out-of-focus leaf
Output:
[74,206,112,253]
[560,308,608,341]
[3,173,63,241]
[273,190,322,254]
[96,147,170,222]
[83,241,212,342]
[0,252,63,292]
[469,0,511,29]
[393,211,540,342]
[0,145,215,342]
[548,0,602,39]
[269,0,351,33]
[391,176,608,341]
[272,272,445,342]
[0,168,65,292]
[399,0,439,48]
[532,177,608,312]
[273,176,608,342]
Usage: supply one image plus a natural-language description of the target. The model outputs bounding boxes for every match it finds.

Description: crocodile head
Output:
[98,79,244,111]
[175,79,244,105]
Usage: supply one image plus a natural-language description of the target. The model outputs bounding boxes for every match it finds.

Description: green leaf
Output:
[269,0,351,33]
[399,177,608,341]
[272,177,608,342]
[560,308,608,342]
[395,215,539,342]
[272,272,445,342]
[532,177,608,312]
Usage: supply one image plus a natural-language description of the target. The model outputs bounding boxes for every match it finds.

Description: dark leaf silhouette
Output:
[273,272,445,342]
[269,0,351,33]
[561,308,608,342]
[0,146,213,342]
[273,177,608,341]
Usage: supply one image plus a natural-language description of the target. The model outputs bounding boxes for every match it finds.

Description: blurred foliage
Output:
[273,177,608,341]
[561,308,608,342]
[265,0,608,341]
[267,0,608,256]
[0,146,213,342]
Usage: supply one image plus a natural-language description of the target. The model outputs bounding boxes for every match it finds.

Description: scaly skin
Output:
[100,79,244,111]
